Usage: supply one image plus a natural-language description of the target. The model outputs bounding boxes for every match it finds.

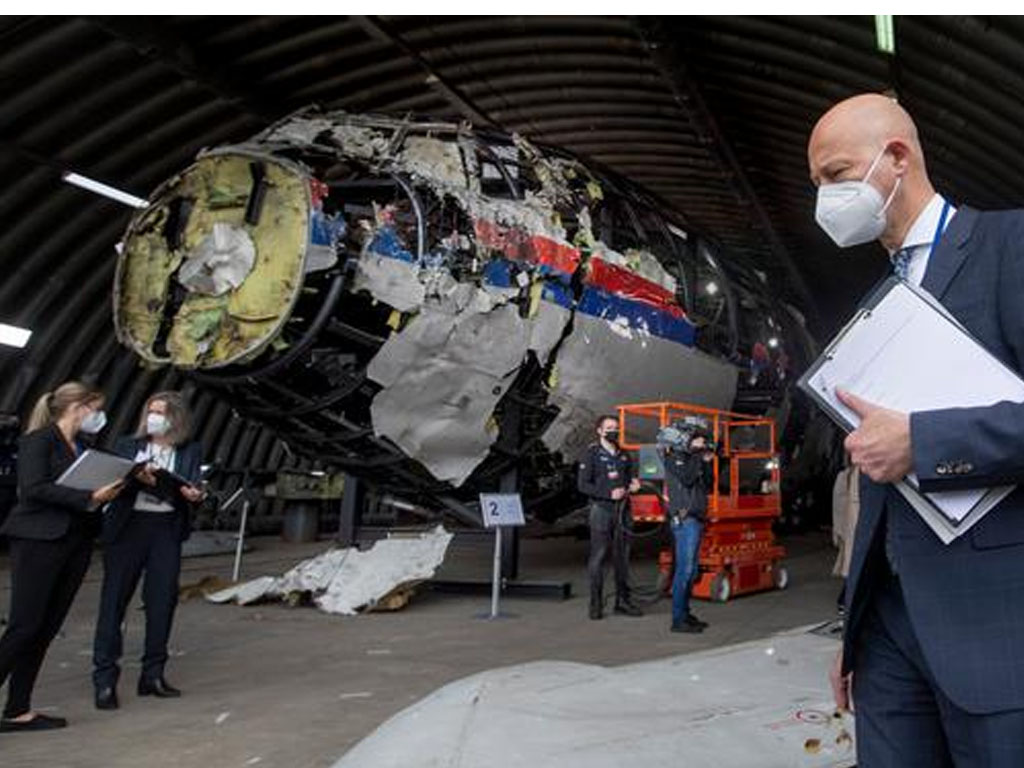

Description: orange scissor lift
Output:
[617,401,788,602]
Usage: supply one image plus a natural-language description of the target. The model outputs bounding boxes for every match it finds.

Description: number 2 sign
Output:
[479,493,525,528]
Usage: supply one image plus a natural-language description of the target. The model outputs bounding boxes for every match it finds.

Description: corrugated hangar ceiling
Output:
[1,14,1021,484]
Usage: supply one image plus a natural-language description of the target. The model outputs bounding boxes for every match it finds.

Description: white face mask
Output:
[80,409,107,434]
[815,146,901,248]
[146,412,171,437]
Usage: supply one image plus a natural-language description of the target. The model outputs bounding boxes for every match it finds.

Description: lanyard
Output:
[929,198,952,258]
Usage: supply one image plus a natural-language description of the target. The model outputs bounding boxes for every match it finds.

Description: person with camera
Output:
[578,415,642,620]
[661,420,715,634]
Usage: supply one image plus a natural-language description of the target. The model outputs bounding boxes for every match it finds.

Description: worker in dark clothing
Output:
[578,415,641,620]
[660,417,715,634]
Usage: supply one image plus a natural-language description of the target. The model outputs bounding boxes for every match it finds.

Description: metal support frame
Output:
[215,470,256,582]
[351,16,498,128]
[337,472,362,548]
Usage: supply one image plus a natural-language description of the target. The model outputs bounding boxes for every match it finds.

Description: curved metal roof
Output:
[2,14,1021,488]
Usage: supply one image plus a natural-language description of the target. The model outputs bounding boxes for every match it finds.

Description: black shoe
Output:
[589,605,604,620]
[613,602,643,617]
[671,621,703,633]
[138,677,181,698]
[95,686,119,710]
[686,613,709,629]
[0,713,68,732]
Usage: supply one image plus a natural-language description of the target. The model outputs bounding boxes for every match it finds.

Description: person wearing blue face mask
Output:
[809,93,1024,767]
[0,381,122,733]
[92,391,204,711]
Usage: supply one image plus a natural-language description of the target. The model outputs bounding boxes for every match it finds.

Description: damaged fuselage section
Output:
[114,109,741,517]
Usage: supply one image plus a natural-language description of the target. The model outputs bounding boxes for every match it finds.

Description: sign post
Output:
[479,493,526,619]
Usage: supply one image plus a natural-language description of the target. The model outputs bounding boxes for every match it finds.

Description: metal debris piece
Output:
[206,526,453,616]
[353,255,426,312]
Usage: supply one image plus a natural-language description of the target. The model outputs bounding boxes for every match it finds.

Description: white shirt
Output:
[891,193,956,288]
[134,442,177,513]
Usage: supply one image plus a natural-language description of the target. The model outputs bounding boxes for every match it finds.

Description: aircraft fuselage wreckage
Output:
[114,109,799,524]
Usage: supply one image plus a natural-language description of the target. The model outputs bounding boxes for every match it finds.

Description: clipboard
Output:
[798,277,1024,543]
[148,467,195,503]
[57,449,144,492]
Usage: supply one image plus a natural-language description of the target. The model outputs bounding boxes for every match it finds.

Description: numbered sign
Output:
[479,493,525,528]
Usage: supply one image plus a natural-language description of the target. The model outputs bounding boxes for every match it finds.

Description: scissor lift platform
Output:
[618,402,788,602]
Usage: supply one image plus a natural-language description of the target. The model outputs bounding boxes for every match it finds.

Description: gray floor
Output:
[0,529,841,768]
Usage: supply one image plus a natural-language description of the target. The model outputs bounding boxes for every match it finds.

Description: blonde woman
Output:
[92,392,203,710]
[0,382,122,733]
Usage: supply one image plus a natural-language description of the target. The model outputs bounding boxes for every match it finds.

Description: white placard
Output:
[479,493,525,528]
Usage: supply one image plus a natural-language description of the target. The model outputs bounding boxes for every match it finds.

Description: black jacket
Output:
[577,443,632,503]
[663,449,711,520]
[1,425,97,540]
[101,436,202,545]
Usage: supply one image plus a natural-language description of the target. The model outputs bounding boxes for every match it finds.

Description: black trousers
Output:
[854,571,1024,767]
[0,530,93,718]
[587,501,632,609]
[93,513,182,689]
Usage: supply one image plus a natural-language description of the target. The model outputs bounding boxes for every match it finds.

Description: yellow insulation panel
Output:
[116,152,309,368]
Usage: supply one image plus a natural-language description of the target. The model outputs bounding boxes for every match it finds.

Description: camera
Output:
[657,416,716,455]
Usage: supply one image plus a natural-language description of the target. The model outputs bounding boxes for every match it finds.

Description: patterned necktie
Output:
[891,247,913,281]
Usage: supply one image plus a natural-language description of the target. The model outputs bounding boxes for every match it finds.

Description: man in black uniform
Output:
[578,415,641,620]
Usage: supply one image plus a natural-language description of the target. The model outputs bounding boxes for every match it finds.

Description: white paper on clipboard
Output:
[799,279,1023,543]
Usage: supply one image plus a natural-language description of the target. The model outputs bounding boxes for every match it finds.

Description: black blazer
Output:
[100,436,202,545]
[0,425,97,541]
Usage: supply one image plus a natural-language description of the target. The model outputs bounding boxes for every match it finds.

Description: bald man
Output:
[808,94,1024,766]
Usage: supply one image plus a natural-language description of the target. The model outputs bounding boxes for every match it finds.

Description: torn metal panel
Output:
[543,310,737,458]
[368,301,535,486]
[206,526,453,615]
[263,116,334,146]
[332,626,855,768]
[527,300,572,365]
[371,364,514,486]
[353,255,426,312]
[399,136,468,188]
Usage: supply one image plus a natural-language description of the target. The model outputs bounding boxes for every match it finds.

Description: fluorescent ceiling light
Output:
[0,323,32,348]
[875,15,895,55]
[62,172,148,209]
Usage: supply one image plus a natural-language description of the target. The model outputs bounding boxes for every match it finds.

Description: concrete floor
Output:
[0,529,841,768]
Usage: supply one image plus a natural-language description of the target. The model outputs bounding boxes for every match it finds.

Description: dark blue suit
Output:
[845,207,1024,765]
[93,437,201,690]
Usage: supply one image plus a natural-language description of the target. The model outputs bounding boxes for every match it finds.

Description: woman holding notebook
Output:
[0,381,122,733]
[92,391,204,711]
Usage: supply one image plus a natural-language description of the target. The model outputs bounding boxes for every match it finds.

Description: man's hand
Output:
[838,389,912,483]
[611,488,626,501]
[829,646,853,712]
[628,478,640,493]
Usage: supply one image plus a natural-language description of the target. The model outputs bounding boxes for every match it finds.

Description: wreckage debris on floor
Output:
[206,526,453,615]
